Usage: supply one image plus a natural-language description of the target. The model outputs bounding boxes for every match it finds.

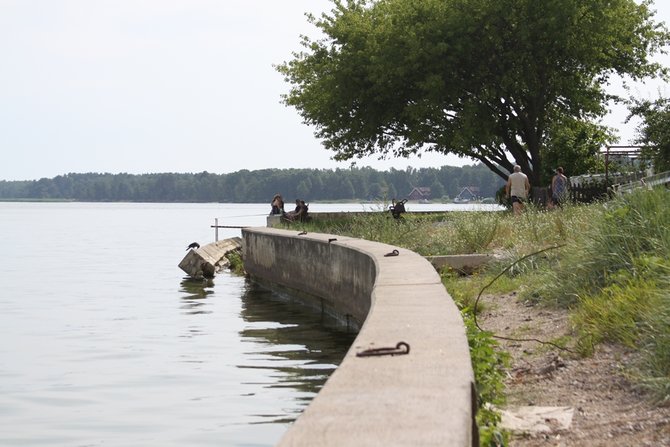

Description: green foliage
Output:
[540,188,670,304]
[0,165,504,203]
[572,258,670,400]
[629,97,670,172]
[225,249,246,275]
[441,270,526,315]
[278,0,669,185]
[573,269,658,348]
[531,188,670,400]
[462,312,510,446]
[441,272,510,445]
[541,117,610,183]
[441,273,481,311]
[300,200,592,261]
[451,212,500,254]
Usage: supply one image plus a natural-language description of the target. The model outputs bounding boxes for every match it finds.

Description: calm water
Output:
[0,202,359,447]
[0,201,500,446]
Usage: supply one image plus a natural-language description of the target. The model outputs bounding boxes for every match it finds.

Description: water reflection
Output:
[238,281,357,424]
[180,276,215,297]
[179,277,215,314]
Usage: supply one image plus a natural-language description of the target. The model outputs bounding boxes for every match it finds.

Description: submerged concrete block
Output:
[178,237,241,278]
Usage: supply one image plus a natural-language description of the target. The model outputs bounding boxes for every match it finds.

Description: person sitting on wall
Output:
[297,200,309,222]
[389,198,407,219]
[270,193,284,215]
[284,199,309,222]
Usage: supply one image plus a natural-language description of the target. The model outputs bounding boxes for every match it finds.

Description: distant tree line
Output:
[0,164,504,203]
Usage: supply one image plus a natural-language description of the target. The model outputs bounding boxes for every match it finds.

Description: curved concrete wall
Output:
[242,227,477,446]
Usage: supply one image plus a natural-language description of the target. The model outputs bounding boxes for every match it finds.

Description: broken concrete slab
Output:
[178,237,242,278]
[500,406,574,434]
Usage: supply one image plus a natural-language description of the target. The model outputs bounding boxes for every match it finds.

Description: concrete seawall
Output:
[242,227,477,446]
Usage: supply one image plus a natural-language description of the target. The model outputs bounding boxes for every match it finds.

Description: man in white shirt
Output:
[505,165,531,215]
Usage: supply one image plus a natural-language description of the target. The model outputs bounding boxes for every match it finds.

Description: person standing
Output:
[506,165,531,215]
[551,167,568,209]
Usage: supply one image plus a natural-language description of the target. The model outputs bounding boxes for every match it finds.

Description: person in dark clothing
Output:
[270,194,284,215]
[284,199,309,222]
[550,167,568,209]
[389,198,407,219]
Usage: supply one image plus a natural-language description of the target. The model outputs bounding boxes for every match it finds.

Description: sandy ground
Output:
[477,291,670,446]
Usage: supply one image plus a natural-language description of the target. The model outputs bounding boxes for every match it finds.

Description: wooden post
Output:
[215,218,219,242]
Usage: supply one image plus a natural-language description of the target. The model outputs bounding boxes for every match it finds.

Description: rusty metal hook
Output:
[356,341,410,357]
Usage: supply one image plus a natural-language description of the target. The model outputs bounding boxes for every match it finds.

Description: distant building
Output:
[407,187,431,201]
[454,186,480,203]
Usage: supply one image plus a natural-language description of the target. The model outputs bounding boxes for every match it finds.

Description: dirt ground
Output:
[477,291,670,446]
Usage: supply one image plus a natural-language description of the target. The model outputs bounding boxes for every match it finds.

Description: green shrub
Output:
[537,189,669,305]
[572,256,670,400]
[225,249,245,275]
[462,311,510,446]
[451,212,500,253]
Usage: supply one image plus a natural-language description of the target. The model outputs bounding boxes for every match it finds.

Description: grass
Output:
[569,254,670,401]
[531,188,670,400]
[224,249,245,275]
[289,187,670,439]
[463,311,510,446]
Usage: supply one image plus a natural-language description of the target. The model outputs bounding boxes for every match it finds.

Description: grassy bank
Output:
[288,187,670,443]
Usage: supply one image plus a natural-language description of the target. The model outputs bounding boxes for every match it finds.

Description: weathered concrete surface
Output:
[243,228,476,446]
[178,237,241,278]
[267,212,371,228]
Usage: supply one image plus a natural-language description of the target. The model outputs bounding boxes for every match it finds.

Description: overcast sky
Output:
[1,1,669,181]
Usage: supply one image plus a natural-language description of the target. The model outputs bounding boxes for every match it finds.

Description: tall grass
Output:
[539,188,670,399]
[294,189,670,402]
[539,188,670,304]
[293,205,586,257]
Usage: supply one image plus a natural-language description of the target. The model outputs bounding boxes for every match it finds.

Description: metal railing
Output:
[211,218,250,241]
[613,170,670,195]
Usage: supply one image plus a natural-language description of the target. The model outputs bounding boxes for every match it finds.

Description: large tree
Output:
[629,98,670,172]
[277,0,669,185]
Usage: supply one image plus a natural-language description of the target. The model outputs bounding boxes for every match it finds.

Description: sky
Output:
[1,1,670,181]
